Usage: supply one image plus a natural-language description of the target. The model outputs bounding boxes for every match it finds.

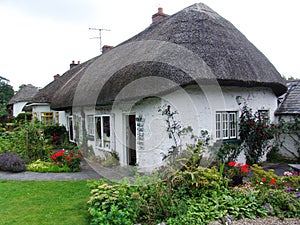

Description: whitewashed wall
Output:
[32,104,67,127]
[12,102,27,117]
[79,84,278,172]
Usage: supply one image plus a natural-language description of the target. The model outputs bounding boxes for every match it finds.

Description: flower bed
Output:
[27,149,83,172]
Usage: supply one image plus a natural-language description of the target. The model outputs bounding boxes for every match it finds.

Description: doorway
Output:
[126,115,136,165]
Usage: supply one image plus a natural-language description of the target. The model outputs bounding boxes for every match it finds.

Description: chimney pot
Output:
[70,60,79,69]
[53,74,60,80]
[102,45,113,54]
[152,7,168,24]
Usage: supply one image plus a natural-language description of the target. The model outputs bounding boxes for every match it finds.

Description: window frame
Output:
[216,111,237,140]
[41,112,54,125]
[94,115,111,150]
[258,110,270,125]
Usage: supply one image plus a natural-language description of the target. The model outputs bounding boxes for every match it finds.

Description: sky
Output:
[0,0,299,91]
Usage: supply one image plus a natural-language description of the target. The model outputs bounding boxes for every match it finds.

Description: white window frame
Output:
[216,111,237,140]
[95,115,111,150]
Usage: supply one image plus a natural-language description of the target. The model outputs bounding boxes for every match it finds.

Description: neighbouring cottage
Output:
[32,3,286,172]
[275,79,300,159]
[7,84,38,117]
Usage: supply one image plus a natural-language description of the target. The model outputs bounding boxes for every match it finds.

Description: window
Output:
[41,112,54,125]
[55,112,59,124]
[95,115,111,150]
[258,110,269,125]
[68,116,74,142]
[216,111,237,139]
[86,115,94,136]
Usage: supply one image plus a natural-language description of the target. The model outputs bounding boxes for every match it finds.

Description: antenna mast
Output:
[89,27,110,54]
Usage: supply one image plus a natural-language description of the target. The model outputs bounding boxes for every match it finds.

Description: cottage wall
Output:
[77,85,277,172]
[32,104,67,127]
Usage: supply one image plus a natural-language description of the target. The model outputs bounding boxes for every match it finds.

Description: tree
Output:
[0,76,14,122]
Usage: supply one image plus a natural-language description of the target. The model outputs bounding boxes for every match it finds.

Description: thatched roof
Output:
[50,3,286,110]
[275,80,300,115]
[7,84,38,105]
[30,57,98,105]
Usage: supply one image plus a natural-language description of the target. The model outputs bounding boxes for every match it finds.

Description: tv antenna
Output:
[89,27,110,54]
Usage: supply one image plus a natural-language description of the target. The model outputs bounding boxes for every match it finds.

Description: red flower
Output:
[270,179,276,185]
[241,164,250,173]
[249,121,255,126]
[262,177,267,182]
[228,161,236,167]
[256,129,261,133]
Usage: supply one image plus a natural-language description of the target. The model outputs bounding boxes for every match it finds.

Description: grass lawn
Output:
[0,180,90,225]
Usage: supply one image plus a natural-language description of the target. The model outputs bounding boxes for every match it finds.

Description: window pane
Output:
[222,113,228,138]
[69,117,74,141]
[216,113,221,138]
[103,116,110,149]
[42,112,54,125]
[95,117,102,147]
[229,113,236,138]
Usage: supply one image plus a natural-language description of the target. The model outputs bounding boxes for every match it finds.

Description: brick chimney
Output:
[70,60,80,69]
[152,7,168,24]
[102,45,113,54]
[53,74,60,80]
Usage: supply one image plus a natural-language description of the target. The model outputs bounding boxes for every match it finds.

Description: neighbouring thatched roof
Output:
[275,80,300,115]
[7,84,38,105]
[30,57,98,105]
[50,3,286,110]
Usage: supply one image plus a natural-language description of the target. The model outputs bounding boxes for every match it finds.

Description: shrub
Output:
[50,149,83,171]
[239,105,277,165]
[0,151,26,172]
[87,179,142,225]
[26,160,72,173]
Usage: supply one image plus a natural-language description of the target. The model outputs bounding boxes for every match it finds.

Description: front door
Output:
[126,115,136,165]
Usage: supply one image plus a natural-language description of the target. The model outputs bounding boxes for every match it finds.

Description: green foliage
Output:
[250,164,281,187]
[26,159,72,172]
[0,76,14,122]
[257,189,300,218]
[87,179,142,225]
[13,112,32,124]
[12,120,48,162]
[216,141,242,163]
[167,190,267,224]
[0,120,76,165]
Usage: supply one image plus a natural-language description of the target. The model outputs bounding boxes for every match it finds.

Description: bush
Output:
[87,179,142,225]
[50,149,83,171]
[26,160,72,173]
[0,152,26,172]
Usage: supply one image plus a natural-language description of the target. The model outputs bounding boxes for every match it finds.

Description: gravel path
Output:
[231,216,300,225]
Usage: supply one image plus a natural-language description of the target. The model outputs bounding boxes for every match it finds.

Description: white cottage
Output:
[36,3,287,172]
[7,84,38,117]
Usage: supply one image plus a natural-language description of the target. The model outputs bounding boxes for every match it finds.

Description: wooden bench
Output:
[288,164,300,175]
